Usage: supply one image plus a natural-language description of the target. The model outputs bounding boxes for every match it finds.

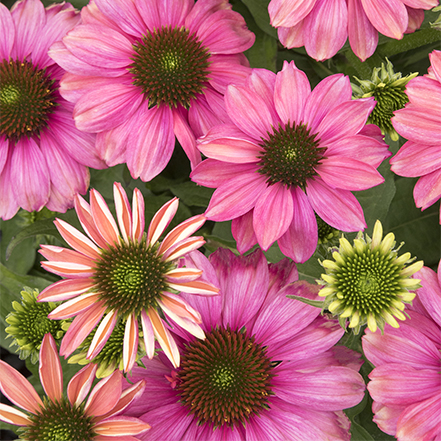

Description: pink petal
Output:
[317,156,384,190]
[172,107,202,169]
[156,0,193,28]
[38,278,94,302]
[0,3,13,59]
[404,76,441,111]
[165,268,203,284]
[113,182,132,244]
[197,125,262,164]
[416,266,441,328]
[126,103,175,181]
[85,370,122,417]
[94,416,151,436]
[39,334,63,403]
[428,50,441,83]
[303,74,352,132]
[232,210,258,254]
[277,22,304,49]
[303,0,348,61]
[208,61,251,95]
[360,0,408,39]
[94,0,145,37]
[414,168,441,210]
[347,0,378,61]
[275,60,311,124]
[317,98,376,144]
[10,0,45,60]
[245,69,278,122]
[159,214,206,256]
[159,292,202,323]
[306,177,366,231]
[147,308,180,368]
[75,195,108,249]
[0,156,19,220]
[90,188,120,245]
[390,141,441,177]
[0,361,43,413]
[188,93,224,140]
[87,310,118,360]
[11,137,50,212]
[162,236,206,262]
[195,9,255,55]
[134,0,160,31]
[147,197,179,246]
[405,6,424,33]
[0,403,30,426]
[205,171,267,221]
[269,0,316,28]
[60,303,107,357]
[41,260,95,279]
[140,310,155,360]
[123,314,139,373]
[95,119,129,167]
[253,183,294,250]
[49,293,101,320]
[74,82,143,133]
[54,218,101,259]
[226,84,278,141]
[167,279,220,296]
[190,159,258,188]
[278,187,318,263]
[131,188,145,243]
[67,363,97,407]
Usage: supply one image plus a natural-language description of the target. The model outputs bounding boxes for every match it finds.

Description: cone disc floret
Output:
[258,122,325,189]
[0,59,58,140]
[177,327,274,428]
[20,397,95,441]
[93,239,174,319]
[130,26,211,108]
[319,220,423,334]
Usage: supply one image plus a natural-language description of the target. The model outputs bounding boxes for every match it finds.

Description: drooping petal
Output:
[147,197,179,246]
[132,188,145,243]
[232,210,258,254]
[67,363,97,407]
[90,188,120,245]
[39,334,63,403]
[0,403,30,426]
[113,182,132,244]
[87,309,118,360]
[123,314,139,373]
[0,361,43,414]
[278,187,317,263]
[416,267,441,328]
[140,310,155,360]
[269,0,316,28]
[413,168,441,210]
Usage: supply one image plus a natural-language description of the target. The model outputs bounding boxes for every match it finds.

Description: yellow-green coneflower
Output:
[5,287,69,363]
[352,59,418,141]
[318,220,423,334]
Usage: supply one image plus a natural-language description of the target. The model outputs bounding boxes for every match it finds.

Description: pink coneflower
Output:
[38,182,219,372]
[191,61,390,262]
[0,333,151,440]
[362,260,441,441]
[124,248,366,440]
[49,0,255,181]
[0,0,106,220]
[391,50,441,224]
[268,0,438,61]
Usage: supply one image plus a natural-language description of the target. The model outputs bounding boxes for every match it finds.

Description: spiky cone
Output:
[38,182,219,372]
[318,220,423,334]
[0,333,150,440]
[5,287,69,364]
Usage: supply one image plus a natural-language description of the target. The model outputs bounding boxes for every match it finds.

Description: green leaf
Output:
[240,0,277,39]
[285,294,323,308]
[350,421,375,441]
[245,30,278,71]
[0,263,52,294]
[5,219,58,261]
[170,181,214,208]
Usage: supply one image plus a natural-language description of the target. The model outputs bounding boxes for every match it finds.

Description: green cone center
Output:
[335,249,403,315]
[21,397,95,441]
[130,25,211,109]
[0,59,57,140]
[93,240,174,318]
[177,327,274,428]
[258,122,325,189]
[368,84,408,134]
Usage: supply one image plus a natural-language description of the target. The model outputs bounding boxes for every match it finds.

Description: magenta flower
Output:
[391,50,441,224]
[0,0,106,220]
[269,0,438,61]
[362,260,441,441]
[38,182,219,372]
[191,61,390,262]
[49,0,255,181]
[0,333,151,440]
[124,248,366,440]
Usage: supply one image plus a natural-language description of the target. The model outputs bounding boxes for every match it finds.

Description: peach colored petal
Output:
[94,416,151,436]
[49,292,101,320]
[39,244,96,267]
[87,309,118,359]
[159,292,202,323]
[85,370,122,417]
[0,403,30,426]
[38,278,94,302]
[54,218,101,259]
[67,363,98,407]
[162,236,206,262]
[39,334,63,403]
[140,310,155,360]
[90,189,120,246]
[0,361,43,414]
[131,188,145,243]
[147,197,179,246]
[123,313,139,373]
[165,267,203,283]
[148,308,180,368]
[168,280,220,296]
[41,260,95,278]
[113,182,132,245]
